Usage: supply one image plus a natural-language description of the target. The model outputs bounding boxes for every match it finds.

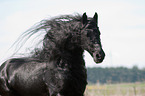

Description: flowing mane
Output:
[33,14,83,61]
[16,14,83,61]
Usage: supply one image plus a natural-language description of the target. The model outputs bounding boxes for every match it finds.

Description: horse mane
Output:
[13,14,83,61]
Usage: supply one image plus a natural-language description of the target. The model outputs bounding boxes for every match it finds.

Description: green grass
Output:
[85,82,145,96]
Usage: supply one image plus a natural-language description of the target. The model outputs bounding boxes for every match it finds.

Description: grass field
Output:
[85,82,145,96]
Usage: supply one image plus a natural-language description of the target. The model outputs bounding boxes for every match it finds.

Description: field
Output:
[85,82,145,96]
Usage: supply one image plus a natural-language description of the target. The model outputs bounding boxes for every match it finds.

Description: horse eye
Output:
[87,31,95,40]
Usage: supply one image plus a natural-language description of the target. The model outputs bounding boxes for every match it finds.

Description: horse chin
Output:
[93,58,103,64]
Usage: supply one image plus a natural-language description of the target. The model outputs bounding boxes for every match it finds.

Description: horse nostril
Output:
[96,54,101,59]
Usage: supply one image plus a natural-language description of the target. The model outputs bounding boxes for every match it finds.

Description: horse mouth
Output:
[93,51,105,63]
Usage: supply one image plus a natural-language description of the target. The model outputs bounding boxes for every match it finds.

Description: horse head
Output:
[81,13,105,63]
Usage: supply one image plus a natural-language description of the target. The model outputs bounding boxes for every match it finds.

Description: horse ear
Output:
[81,12,88,24]
[93,12,98,25]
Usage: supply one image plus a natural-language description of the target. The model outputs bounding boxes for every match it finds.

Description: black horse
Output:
[0,13,105,96]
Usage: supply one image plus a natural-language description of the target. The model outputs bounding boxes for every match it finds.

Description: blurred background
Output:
[0,0,145,96]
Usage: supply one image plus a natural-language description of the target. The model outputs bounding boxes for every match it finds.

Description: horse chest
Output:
[43,61,87,95]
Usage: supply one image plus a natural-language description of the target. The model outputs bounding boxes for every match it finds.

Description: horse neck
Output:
[60,47,85,67]
[48,46,85,67]
[42,31,85,66]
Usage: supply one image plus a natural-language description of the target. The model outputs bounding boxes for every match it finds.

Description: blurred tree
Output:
[87,66,145,84]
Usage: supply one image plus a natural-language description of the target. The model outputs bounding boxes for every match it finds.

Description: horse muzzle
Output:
[93,49,105,63]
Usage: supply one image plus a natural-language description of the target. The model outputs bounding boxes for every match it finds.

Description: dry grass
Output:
[85,82,145,96]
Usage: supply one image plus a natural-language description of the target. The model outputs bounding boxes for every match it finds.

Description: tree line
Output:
[87,66,145,84]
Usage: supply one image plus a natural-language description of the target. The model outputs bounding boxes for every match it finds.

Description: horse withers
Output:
[0,13,105,96]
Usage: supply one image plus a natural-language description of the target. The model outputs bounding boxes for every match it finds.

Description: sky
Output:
[0,0,145,68]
